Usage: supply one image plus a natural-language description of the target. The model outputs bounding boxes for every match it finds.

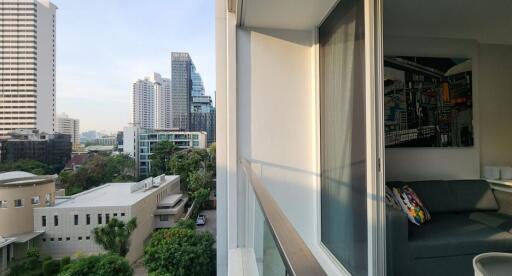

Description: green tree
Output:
[58,154,136,196]
[150,141,177,176]
[207,143,216,177]
[143,225,215,276]
[93,218,137,257]
[0,160,54,175]
[42,259,60,276]
[174,218,196,230]
[7,248,42,276]
[188,170,212,210]
[169,149,209,192]
[59,254,132,276]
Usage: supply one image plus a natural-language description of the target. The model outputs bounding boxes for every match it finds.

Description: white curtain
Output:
[320,0,368,275]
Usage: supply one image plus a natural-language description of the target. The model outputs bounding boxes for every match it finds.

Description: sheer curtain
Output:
[319,0,367,275]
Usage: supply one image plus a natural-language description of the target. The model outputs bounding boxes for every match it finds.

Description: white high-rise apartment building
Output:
[132,76,155,129]
[56,113,79,147]
[131,73,171,129]
[152,73,172,129]
[0,0,57,137]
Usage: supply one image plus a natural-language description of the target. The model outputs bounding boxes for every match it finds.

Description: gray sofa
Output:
[387,180,512,276]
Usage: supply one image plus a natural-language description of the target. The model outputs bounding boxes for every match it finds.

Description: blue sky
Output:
[53,0,215,133]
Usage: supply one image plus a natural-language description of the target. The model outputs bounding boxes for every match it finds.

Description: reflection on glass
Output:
[319,0,368,275]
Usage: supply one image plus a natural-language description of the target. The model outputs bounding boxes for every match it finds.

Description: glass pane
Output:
[251,184,287,276]
[319,0,368,275]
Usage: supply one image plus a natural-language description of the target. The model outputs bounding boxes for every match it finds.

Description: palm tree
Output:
[93,218,137,257]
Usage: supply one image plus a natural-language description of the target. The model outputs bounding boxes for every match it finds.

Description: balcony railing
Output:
[240,158,327,276]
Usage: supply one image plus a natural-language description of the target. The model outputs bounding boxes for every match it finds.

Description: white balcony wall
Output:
[236,27,343,275]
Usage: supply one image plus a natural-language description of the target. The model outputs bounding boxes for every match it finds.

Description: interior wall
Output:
[384,36,481,181]
[479,44,512,168]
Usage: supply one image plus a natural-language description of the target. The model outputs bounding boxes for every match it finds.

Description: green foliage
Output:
[58,254,132,276]
[42,259,60,276]
[0,160,54,175]
[143,225,215,276]
[26,248,41,258]
[94,254,133,276]
[8,254,42,276]
[150,141,177,176]
[188,170,213,211]
[93,218,137,257]
[168,149,209,192]
[59,154,136,195]
[60,257,71,271]
[174,219,196,230]
[207,143,216,177]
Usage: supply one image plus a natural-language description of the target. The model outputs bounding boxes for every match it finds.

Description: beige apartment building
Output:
[0,171,56,272]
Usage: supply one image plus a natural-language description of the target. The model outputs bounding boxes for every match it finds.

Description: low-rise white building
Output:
[33,175,185,263]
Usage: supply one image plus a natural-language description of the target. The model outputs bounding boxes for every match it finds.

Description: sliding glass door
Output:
[319,0,384,275]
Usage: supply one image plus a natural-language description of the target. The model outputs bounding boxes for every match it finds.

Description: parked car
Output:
[196,214,206,226]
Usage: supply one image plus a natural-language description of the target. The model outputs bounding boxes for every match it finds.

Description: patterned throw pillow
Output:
[393,185,431,225]
[385,185,401,210]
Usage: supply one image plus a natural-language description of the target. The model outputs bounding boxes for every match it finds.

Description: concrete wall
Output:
[128,177,180,263]
[36,0,56,133]
[34,206,129,258]
[479,44,512,169]
[384,37,481,181]
[0,181,55,237]
[33,177,180,263]
[236,27,344,275]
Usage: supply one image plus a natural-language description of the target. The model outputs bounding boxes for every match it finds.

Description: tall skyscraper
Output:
[131,73,171,129]
[56,113,79,149]
[191,63,205,97]
[0,0,57,137]
[132,76,155,128]
[153,73,172,129]
[171,52,192,130]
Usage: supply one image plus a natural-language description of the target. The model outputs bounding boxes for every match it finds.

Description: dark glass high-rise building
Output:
[171,52,192,130]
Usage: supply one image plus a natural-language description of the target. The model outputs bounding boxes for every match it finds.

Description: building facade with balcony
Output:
[0,0,57,137]
[123,126,207,177]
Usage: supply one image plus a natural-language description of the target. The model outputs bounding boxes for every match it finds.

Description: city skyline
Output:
[53,0,215,132]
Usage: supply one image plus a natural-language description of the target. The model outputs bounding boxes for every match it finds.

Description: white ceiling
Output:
[384,0,512,45]
[240,0,338,30]
[239,0,512,44]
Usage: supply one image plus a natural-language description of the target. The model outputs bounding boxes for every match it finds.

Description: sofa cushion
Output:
[449,180,498,212]
[406,181,455,213]
[409,213,512,258]
[470,212,512,232]
[390,180,499,213]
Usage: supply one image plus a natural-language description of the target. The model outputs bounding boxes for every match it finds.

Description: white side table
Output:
[474,252,512,276]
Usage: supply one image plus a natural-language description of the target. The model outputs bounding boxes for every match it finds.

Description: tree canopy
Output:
[143,221,215,276]
[93,218,137,257]
[0,159,55,175]
[59,254,132,276]
[150,141,177,176]
[59,154,136,195]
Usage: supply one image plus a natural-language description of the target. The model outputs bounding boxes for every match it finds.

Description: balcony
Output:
[228,159,326,276]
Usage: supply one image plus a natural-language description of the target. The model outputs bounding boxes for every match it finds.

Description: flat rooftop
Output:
[159,194,183,206]
[51,175,179,208]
